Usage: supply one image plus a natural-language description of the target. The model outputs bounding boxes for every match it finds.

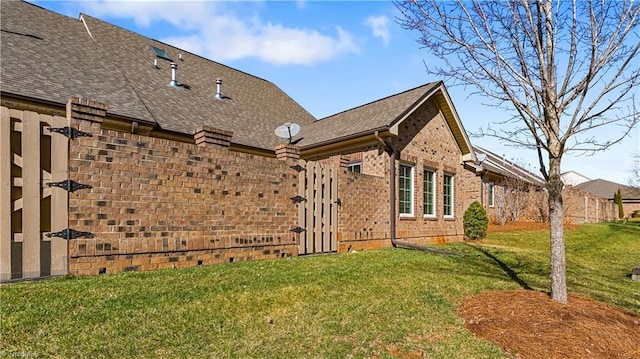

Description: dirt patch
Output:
[459,290,640,358]
[488,222,580,233]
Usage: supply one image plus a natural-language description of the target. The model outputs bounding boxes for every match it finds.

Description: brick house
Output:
[471,145,546,223]
[470,146,617,224]
[3,1,608,281]
[296,83,477,250]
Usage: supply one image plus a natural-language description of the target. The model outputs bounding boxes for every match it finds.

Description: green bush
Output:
[463,201,489,240]
[613,189,624,219]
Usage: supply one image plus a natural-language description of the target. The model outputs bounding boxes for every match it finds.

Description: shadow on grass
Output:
[607,222,640,234]
[466,244,533,290]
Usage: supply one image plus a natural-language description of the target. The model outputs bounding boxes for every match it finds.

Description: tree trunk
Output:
[547,156,567,304]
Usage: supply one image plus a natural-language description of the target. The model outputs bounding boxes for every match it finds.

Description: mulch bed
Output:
[459,290,640,358]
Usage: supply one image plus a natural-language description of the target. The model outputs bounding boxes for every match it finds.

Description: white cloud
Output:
[364,15,391,46]
[77,0,359,65]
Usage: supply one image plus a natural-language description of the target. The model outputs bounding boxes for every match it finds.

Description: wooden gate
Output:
[1,107,69,281]
[297,161,338,255]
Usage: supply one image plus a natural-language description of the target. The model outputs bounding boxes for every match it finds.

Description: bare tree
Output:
[503,177,533,223]
[396,0,640,303]
[495,189,508,225]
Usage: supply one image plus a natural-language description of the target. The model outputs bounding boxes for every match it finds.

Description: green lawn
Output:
[1,223,638,358]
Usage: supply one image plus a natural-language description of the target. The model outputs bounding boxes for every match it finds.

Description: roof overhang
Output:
[300,82,477,163]
[301,128,394,160]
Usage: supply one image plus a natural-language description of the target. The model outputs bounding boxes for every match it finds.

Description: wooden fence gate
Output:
[1,107,69,281]
[297,161,338,255]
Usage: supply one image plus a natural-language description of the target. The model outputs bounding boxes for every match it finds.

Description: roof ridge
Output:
[318,82,438,122]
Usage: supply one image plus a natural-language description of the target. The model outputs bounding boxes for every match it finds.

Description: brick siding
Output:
[66,99,300,275]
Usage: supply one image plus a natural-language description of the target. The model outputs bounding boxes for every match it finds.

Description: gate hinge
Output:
[290,227,306,234]
[290,195,306,204]
[46,228,93,240]
[47,179,92,193]
[290,164,306,172]
[49,126,92,139]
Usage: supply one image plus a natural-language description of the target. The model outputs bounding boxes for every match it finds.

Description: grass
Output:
[1,223,638,358]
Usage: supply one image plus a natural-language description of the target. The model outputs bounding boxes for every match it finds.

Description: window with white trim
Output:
[423,169,436,217]
[399,164,414,216]
[348,161,361,173]
[443,174,454,217]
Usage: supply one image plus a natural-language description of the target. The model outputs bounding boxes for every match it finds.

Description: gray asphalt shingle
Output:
[297,83,439,147]
[2,1,463,154]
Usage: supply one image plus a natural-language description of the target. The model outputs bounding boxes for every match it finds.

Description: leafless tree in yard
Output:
[503,177,533,223]
[495,189,508,225]
[396,0,640,303]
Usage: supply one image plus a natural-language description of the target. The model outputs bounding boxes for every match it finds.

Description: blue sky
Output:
[31,0,639,185]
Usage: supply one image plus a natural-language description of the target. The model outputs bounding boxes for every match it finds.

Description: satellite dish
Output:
[275,122,300,143]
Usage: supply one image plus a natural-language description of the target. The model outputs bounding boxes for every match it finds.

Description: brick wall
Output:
[337,169,390,251]
[390,99,477,244]
[66,99,300,275]
[563,187,617,223]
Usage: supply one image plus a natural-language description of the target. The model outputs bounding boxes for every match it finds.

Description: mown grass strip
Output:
[1,223,637,358]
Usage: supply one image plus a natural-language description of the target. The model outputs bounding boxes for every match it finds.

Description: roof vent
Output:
[215,78,223,100]
[169,63,179,87]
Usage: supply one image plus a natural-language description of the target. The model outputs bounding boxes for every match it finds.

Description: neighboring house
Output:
[470,146,546,223]
[467,146,616,224]
[575,179,640,218]
[561,171,591,187]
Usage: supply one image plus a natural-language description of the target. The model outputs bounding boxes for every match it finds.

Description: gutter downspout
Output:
[390,150,397,247]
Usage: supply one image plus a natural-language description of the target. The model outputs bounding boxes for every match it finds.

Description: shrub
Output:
[463,201,489,240]
[613,189,624,219]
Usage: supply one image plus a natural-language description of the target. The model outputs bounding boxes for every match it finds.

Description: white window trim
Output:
[348,161,362,173]
[444,173,455,218]
[399,163,414,217]
[423,169,436,218]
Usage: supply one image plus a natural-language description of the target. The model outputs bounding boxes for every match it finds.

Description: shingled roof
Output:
[298,82,476,161]
[0,1,154,123]
[2,1,476,159]
[298,83,438,146]
[575,179,640,201]
[1,1,316,151]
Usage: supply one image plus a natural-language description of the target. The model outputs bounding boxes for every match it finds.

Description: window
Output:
[348,161,361,173]
[443,174,454,217]
[488,183,495,207]
[423,169,436,217]
[399,164,414,216]
[151,46,173,61]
